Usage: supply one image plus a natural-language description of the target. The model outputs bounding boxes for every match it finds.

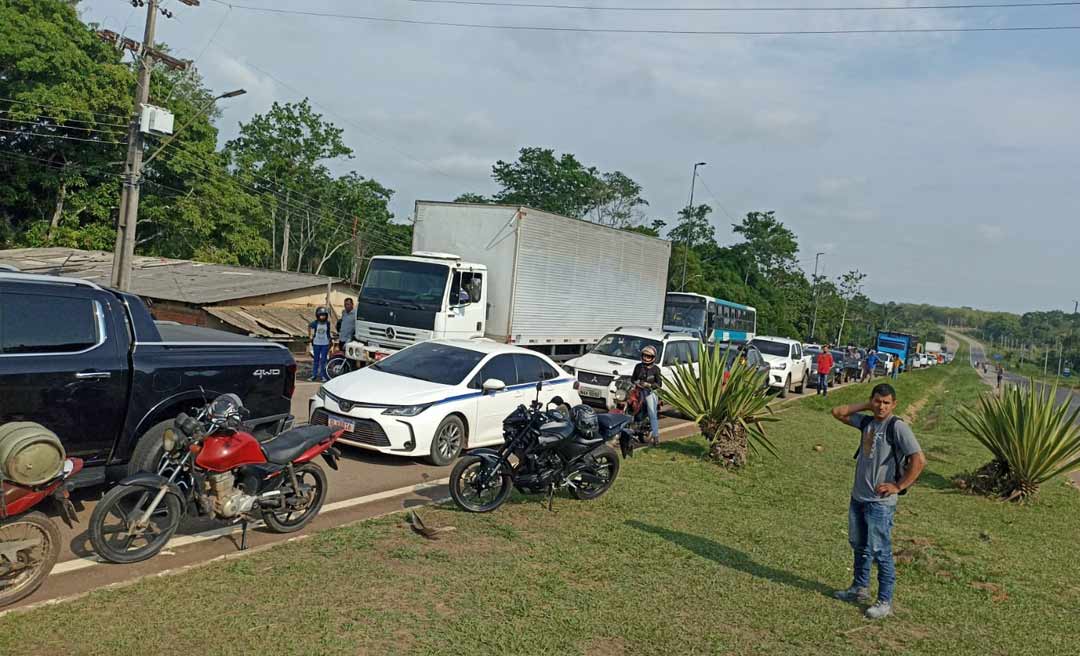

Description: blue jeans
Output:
[848,499,896,602]
[643,390,660,438]
[312,343,330,380]
[891,366,900,380]
[817,373,829,395]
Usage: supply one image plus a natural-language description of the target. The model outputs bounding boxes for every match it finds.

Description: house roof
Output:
[204,305,317,340]
[0,247,342,304]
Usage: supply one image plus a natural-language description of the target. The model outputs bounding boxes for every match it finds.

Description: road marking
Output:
[51,477,453,577]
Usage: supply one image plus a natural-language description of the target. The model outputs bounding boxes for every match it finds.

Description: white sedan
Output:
[309,339,580,465]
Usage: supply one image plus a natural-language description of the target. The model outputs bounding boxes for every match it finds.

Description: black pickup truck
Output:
[0,272,296,485]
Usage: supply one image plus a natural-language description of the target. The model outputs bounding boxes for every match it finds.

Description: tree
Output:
[668,204,714,249]
[588,170,648,228]
[454,192,490,204]
[490,147,599,218]
[835,270,867,345]
[731,211,799,281]
[226,99,352,271]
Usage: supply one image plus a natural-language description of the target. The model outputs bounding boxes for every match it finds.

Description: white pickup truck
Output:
[750,336,812,397]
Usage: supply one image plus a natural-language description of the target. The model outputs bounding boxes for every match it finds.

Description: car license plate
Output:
[580,385,606,398]
[327,415,355,432]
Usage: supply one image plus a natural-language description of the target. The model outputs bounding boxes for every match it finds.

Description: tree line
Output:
[3,0,1056,354]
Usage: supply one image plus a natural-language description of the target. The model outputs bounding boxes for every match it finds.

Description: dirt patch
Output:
[970,581,1009,603]
[579,636,628,656]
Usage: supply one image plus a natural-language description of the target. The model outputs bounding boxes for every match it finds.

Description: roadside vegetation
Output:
[4,355,1079,656]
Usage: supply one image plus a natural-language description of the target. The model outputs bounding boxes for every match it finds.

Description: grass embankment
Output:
[4,357,1079,655]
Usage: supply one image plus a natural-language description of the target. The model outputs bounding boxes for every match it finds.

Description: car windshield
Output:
[360,258,449,311]
[370,342,486,385]
[751,339,791,358]
[590,334,663,361]
[663,300,706,330]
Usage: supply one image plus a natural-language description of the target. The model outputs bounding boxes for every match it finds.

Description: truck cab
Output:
[347,253,487,365]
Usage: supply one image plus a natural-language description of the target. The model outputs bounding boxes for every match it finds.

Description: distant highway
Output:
[956,331,1079,417]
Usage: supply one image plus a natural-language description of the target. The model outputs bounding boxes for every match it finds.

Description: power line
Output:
[0,108,129,129]
[0,128,124,145]
[405,0,1080,12]
[205,1,1080,34]
[0,116,127,140]
[0,97,130,122]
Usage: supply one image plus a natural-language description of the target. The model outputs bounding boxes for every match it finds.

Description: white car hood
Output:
[759,353,788,366]
[323,368,458,406]
[566,352,638,377]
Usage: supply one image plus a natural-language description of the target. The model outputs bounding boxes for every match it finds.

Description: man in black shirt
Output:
[631,345,663,446]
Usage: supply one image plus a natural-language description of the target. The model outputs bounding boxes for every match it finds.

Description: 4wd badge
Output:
[253,368,280,378]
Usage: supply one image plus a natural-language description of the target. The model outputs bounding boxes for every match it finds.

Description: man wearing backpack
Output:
[830,383,926,619]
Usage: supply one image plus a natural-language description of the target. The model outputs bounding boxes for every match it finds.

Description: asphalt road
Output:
[959,332,1080,415]
[6,373,846,613]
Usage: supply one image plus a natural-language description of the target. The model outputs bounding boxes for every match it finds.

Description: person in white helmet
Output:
[631,345,663,446]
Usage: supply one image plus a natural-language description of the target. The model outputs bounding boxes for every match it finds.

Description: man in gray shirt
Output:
[338,297,356,351]
[831,383,926,619]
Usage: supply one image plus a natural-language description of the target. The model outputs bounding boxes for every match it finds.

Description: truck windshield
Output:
[663,300,706,330]
[750,339,791,358]
[590,334,662,361]
[370,342,486,385]
[360,259,449,310]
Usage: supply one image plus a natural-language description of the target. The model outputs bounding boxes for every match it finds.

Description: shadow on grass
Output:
[654,440,708,459]
[917,469,957,492]
[626,520,834,597]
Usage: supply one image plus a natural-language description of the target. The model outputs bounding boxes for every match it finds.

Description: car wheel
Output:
[127,419,173,476]
[427,415,465,466]
[779,376,790,398]
[795,372,807,394]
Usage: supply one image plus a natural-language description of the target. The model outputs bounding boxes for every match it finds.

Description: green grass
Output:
[4,357,1079,656]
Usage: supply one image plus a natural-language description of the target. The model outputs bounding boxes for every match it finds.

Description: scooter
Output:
[1,423,82,607]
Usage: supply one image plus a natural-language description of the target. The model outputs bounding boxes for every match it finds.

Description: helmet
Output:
[570,404,598,439]
[641,345,657,360]
[208,393,244,423]
[316,306,329,318]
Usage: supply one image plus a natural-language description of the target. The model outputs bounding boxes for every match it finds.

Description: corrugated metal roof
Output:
[205,305,316,340]
[0,247,340,304]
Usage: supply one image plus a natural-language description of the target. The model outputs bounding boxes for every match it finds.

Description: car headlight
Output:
[382,403,433,417]
[316,388,327,401]
[771,362,787,370]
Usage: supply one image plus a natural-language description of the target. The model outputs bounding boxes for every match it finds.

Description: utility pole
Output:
[1058,338,1064,378]
[810,251,824,341]
[680,161,706,292]
[1044,345,1049,376]
[108,0,199,290]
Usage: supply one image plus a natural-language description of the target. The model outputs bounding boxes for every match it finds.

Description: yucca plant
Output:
[954,379,1080,501]
[660,342,778,467]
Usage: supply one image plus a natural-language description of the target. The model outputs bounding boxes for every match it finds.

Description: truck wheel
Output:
[779,376,790,398]
[795,372,807,394]
[127,419,172,476]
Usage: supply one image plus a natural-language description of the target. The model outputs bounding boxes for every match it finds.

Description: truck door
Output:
[445,270,485,340]
[0,285,127,464]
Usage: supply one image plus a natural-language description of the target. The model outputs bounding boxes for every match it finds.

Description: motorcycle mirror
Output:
[550,396,564,406]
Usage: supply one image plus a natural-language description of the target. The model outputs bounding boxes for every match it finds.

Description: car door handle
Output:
[75,371,112,380]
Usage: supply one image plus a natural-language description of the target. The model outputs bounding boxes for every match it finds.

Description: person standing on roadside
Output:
[308,306,332,382]
[831,383,926,619]
[863,350,879,383]
[892,355,903,380]
[338,297,356,352]
[996,363,1004,390]
[816,344,835,396]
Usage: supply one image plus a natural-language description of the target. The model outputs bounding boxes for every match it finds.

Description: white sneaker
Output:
[865,601,893,619]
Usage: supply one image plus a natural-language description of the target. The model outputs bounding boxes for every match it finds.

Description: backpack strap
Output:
[884,416,910,495]
[852,415,873,460]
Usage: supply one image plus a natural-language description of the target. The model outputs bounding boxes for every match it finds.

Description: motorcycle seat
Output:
[596,413,632,439]
[261,425,335,465]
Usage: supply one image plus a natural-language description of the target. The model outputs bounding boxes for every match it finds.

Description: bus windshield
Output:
[360,259,449,311]
[663,299,706,330]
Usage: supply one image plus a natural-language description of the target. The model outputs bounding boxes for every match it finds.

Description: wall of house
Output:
[147,300,209,326]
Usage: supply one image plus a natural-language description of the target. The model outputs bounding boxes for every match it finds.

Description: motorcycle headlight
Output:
[614,389,628,403]
[382,403,433,417]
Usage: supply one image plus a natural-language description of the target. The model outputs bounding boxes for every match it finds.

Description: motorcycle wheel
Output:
[449,456,513,513]
[90,484,184,564]
[326,355,352,379]
[570,446,620,501]
[262,463,328,533]
[0,511,61,607]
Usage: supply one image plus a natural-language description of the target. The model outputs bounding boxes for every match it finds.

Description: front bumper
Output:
[308,396,424,455]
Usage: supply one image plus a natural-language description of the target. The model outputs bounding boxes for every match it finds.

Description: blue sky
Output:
[76,0,1080,313]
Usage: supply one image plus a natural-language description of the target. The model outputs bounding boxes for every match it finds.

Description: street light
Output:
[142,88,246,167]
[810,251,825,341]
[680,161,707,291]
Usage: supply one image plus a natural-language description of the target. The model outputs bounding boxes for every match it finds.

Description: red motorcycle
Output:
[1,423,82,607]
[611,376,661,445]
[89,394,343,564]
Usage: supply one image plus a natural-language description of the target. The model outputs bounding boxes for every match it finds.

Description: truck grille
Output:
[577,371,613,387]
[310,410,391,447]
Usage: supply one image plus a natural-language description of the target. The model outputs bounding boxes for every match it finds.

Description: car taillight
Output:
[284,362,297,398]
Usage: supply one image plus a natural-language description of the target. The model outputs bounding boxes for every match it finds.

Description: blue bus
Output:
[876,330,917,373]
[663,292,757,344]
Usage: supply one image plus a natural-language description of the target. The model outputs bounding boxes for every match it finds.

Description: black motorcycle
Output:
[449,383,632,513]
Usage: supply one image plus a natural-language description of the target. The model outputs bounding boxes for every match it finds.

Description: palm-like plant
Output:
[660,342,778,467]
[954,379,1080,501]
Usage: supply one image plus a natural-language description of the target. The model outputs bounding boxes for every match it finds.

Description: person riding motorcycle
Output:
[631,345,663,446]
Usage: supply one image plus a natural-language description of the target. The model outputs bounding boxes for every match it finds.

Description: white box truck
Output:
[344,201,671,364]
